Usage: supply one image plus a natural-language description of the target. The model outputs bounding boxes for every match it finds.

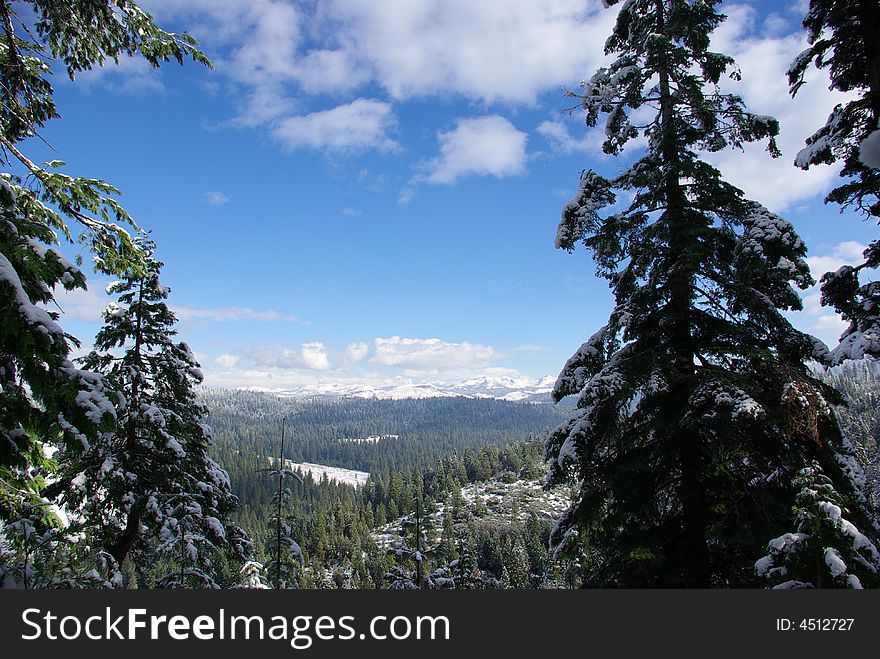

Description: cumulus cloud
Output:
[790,242,873,347]
[420,116,528,185]
[272,98,398,152]
[317,0,615,105]
[345,341,370,362]
[537,119,597,155]
[805,241,868,279]
[145,0,615,103]
[300,342,332,370]
[199,335,556,389]
[226,343,334,372]
[371,336,496,369]
[136,0,617,156]
[705,3,855,212]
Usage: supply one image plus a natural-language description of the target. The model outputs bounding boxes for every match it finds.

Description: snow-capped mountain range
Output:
[242,375,559,403]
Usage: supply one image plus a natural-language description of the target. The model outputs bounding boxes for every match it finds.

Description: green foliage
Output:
[756,463,880,589]
[546,0,874,587]
[788,0,880,363]
[0,0,211,585]
[53,240,249,587]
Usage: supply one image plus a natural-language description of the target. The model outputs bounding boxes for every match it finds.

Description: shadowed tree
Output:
[545,0,876,587]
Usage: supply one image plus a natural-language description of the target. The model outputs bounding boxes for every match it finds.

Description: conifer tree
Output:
[262,426,304,589]
[450,533,483,589]
[55,239,249,585]
[234,560,271,589]
[755,463,880,588]
[546,0,876,587]
[1,0,209,577]
[386,498,431,588]
[787,0,880,363]
[501,534,529,589]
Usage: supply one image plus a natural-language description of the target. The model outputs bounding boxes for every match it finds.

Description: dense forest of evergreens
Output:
[203,390,570,484]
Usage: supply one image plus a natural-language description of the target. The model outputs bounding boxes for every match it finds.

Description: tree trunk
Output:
[106,279,146,567]
[106,503,143,566]
[655,0,711,588]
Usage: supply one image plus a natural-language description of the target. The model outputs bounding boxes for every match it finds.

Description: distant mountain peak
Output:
[239,375,557,403]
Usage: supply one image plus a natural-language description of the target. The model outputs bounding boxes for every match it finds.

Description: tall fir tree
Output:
[787,0,880,363]
[545,0,876,587]
[54,239,250,586]
[1,0,209,582]
[262,426,304,589]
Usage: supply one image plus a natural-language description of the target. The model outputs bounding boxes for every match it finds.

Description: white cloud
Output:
[272,99,398,152]
[300,342,332,370]
[175,306,308,324]
[806,241,867,280]
[202,190,231,205]
[420,116,528,185]
[537,119,597,155]
[790,241,872,347]
[371,336,496,369]
[138,0,618,149]
[229,343,334,372]
[705,3,855,212]
[215,354,240,368]
[50,277,307,326]
[50,280,112,324]
[199,335,556,389]
[345,341,370,362]
[318,0,615,105]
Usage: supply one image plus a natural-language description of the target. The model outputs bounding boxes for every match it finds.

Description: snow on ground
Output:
[371,477,570,549]
[338,434,400,444]
[271,458,370,488]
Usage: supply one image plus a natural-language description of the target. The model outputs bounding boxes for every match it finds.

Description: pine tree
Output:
[756,463,880,588]
[384,565,417,589]
[0,178,117,537]
[386,498,431,588]
[262,423,304,589]
[234,560,271,589]
[1,0,209,580]
[787,0,880,363]
[501,534,529,589]
[450,532,484,590]
[55,239,248,586]
[545,0,876,587]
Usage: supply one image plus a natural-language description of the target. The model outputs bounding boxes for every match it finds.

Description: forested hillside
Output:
[202,390,569,508]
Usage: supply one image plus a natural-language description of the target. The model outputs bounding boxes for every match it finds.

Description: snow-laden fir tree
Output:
[54,239,250,586]
[787,0,880,363]
[0,178,116,529]
[1,0,209,583]
[233,560,271,590]
[450,533,484,589]
[386,499,431,588]
[545,0,877,587]
[755,463,880,588]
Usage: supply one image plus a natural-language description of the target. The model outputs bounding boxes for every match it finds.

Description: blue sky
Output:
[40,0,877,390]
